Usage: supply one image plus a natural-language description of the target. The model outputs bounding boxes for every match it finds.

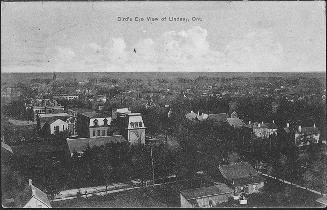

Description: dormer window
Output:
[104,118,108,126]
[93,119,98,126]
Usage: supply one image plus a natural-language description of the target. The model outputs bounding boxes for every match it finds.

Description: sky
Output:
[1,1,326,73]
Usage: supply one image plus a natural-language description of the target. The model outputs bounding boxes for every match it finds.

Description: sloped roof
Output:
[67,136,127,154]
[40,118,68,128]
[207,113,228,122]
[1,141,13,154]
[180,184,233,201]
[227,118,245,128]
[18,183,51,208]
[253,122,277,129]
[219,162,260,181]
[80,111,109,119]
[316,196,327,206]
[30,185,51,207]
[298,127,320,135]
[39,113,70,118]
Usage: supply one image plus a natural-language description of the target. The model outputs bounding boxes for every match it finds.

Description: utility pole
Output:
[151,146,155,186]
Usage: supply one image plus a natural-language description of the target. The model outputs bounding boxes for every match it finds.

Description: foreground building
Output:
[16,179,51,208]
[219,162,265,195]
[180,183,233,208]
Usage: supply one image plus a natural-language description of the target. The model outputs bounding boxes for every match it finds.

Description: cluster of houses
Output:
[25,98,147,156]
[180,161,265,207]
[185,110,324,147]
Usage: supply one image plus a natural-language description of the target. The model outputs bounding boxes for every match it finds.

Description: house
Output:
[207,113,229,124]
[76,111,113,138]
[38,113,76,136]
[185,111,197,121]
[15,179,51,208]
[227,117,246,129]
[252,121,278,139]
[66,135,127,156]
[115,112,146,144]
[40,118,69,135]
[294,124,320,147]
[180,183,233,208]
[219,162,265,195]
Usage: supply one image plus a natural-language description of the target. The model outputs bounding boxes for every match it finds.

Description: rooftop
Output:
[180,184,233,200]
[80,111,110,119]
[219,162,262,182]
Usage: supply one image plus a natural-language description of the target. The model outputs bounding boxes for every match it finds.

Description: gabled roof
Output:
[219,162,263,184]
[80,111,109,119]
[67,136,127,154]
[207,113,228,122]
[30,185,51,207]
[297,127,320,135]
[40,117,68,127]
[253,122,277,129]
[180,184,233,201]
[227,118,245,128]
[18,183,51,208]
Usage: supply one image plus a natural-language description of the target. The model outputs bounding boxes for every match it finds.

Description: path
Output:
[258,171,326,196]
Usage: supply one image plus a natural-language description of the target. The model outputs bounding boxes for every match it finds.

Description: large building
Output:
[115,109,146,145]
[76,111,113,138]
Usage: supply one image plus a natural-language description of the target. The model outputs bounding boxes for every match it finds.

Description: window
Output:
[55,126,59,134]
[93,130,96,137]
[63,125,65,130]
[107,129,110,136]
[139,122,143,127]
[102,130,105,136]
[93,119,98,126]
[97,130,100,136]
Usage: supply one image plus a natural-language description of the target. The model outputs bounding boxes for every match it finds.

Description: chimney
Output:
[313,123,316,128]
[249,121,251,125]
[286,123,290,128]
[272,120,275,124]
[298,125,302,132]
[261,121,264,125]
[29,179,32,186]
[258,123,261,128]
